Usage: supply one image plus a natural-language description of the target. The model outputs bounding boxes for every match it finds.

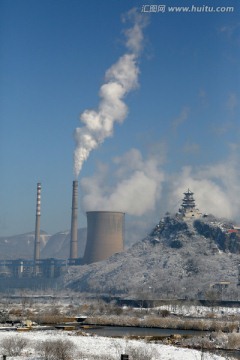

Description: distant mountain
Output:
[0,231,50,259]
[0,229,87,260]
[62,213,240,299]
[41,228,87,259]
[0,220,149,261]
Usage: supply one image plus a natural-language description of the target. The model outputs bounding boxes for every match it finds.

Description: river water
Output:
[85,325,206,337]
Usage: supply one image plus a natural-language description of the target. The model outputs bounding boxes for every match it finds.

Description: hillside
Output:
[0,232,50,259]
[63,213,240,299]
[0,229,87,260]
[41,229,87,259]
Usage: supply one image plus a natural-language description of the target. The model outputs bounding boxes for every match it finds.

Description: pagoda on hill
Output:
[181,189,196,211]
[179,189,201,218]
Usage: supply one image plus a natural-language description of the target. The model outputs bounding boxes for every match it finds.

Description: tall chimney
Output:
[70,180,78,260]
[34,182,41,261]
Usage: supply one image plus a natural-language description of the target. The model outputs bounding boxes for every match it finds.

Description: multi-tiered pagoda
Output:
[179,189,201,218]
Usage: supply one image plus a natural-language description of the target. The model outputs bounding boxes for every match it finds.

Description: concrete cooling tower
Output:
[83,211,125,264]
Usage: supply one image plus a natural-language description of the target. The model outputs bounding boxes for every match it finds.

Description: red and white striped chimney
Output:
[34,182,41,261]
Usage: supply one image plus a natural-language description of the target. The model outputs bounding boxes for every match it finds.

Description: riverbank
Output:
[2,294,240,358]
[85,313,239,332]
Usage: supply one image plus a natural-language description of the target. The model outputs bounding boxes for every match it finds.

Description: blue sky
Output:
[0,0,239,237]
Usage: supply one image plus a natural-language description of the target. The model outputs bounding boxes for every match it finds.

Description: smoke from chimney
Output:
[81,148,165,216]
[73,9,148,178]
[34,182,41,261]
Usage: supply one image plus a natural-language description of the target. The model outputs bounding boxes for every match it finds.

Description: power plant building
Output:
[1,184,126,281]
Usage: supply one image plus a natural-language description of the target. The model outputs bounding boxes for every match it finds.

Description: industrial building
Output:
[0,258,67,278]
[0,181,125,280]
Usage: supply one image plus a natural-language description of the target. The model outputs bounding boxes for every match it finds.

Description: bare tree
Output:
[1,336,29,356]
[36,338,76,360]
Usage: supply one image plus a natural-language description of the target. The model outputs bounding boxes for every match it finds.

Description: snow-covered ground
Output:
[152,304,240,318]
[0,330,226,360]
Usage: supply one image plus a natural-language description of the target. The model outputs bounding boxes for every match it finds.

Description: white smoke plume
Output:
[80,147,240,221]
[81,148,165,216]
[80,145,240,247]
[73,9,148,178]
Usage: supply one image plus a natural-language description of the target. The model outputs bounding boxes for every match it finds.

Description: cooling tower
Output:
[83,211,125,264]
[34,182,41,261]
[69,180,78,260]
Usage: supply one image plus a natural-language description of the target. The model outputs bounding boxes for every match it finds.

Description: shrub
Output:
[36,339,54,360]
[125,343,157,360]
[112,306,123,316]
[9,308,22,316]
[1,336,29,356]
[33,313,66,325]
[0,309,9,322]
[169,240,183,249]
[36,338,76,360]
[159,309,170,317]
[228,333,240,349]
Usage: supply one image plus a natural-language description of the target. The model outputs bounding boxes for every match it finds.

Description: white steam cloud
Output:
[77,146,240,249]
[81,147,240,226]
[73,9,148,178]
[168,154,240,221]
[81,148,165,216]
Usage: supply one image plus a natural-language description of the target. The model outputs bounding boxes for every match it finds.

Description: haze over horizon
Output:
[0,0,239,237]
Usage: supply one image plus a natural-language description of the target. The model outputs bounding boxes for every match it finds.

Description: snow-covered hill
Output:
[41,228,87,259]
[62,213,240,299]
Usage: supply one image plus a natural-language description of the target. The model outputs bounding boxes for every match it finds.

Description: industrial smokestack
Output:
[34,182,41,262]
[83,211,125,264]
[70,180,78,260]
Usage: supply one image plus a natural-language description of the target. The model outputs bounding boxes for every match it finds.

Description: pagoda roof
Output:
[183,188,194,195]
